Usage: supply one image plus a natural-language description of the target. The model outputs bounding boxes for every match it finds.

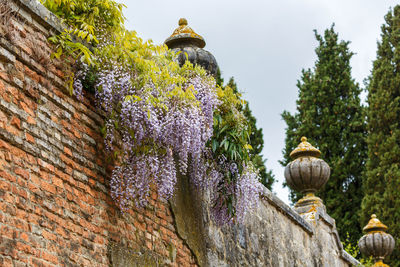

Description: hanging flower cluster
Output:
[93,58,220,211]
[44,0,264,224]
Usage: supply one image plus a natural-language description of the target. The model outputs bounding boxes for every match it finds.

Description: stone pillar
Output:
[358,214,395,267]
[284,137,330,218]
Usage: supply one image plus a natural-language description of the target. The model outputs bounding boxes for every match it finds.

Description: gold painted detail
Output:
[169,18,203,40]
[290,136,321,159]
[373,260,389,267]
[295,193,323,209]
[179,18,187,26]
[363,214,388,233]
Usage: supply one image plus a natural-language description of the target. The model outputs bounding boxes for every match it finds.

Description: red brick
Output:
[10,116,21,129]
[42,230,57,242]
[20,232,29,242]
[25,132,35,143]
[55,226,67,238]
[13,218,29,232]
[0,179,10,191]
[0,225,16,239]
[15,168,29,179]
[38,159,55,173]
[27,116,36,125]
[52,176,63,188]
[83,167,96,178]
[0,110,7,124]
[5,124,20,136]
[50,115,58,123]
[4,191,15,203]
[63,146,72,156]
[42,251,58,264]
[0,140,10,150]
[145,240,152,250]
[24,65,40,83]
[40,180,56,194]
[0,22,198,267]
[0,79,4,93]
[16,242,33,255]
[2,89,12,101]
[7,84,18,97]
[16,208,28,220]
[72,129,81,138]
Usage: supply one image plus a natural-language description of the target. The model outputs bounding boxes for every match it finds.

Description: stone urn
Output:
[284,137,330,212]
[164,18,219,76]
[358,214,395,267]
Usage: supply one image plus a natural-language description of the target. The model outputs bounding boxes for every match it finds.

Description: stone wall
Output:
[202,188,360,266]
[0,1,360,266]
[0,1,197,266]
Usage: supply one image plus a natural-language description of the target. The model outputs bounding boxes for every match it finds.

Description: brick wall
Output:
[0,1,197,266]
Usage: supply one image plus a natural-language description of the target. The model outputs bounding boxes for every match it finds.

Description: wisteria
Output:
[235,164,263,222]
[73,37,263,224]
[206,155,263,225]
[44,0,263,226]
[73,63,88,101]
[94,60,220,208]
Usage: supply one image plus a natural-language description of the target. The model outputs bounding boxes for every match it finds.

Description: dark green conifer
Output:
[281,26,366,247]
[362,6,400,266]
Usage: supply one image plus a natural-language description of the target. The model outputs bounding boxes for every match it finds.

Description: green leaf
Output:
[212,139,218,153]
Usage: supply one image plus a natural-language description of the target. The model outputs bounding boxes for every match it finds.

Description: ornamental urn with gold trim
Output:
[358,214,395,267]
[164,18,219,76]
[284,137,330,210]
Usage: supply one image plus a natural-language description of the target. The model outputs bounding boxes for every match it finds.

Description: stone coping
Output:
[14,0,64,33]
[260,187,361,266]
[261,187,314,234]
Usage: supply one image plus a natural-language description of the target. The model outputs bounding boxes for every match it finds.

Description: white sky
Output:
[121,0,398,205]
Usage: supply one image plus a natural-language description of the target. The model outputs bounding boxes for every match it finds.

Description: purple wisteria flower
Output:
[73,57,262,224]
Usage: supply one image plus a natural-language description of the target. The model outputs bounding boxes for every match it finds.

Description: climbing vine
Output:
[40,0,263,224]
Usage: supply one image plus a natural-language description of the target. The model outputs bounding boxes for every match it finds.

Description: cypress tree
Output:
[362,6,400,265]
[281,26,366,247]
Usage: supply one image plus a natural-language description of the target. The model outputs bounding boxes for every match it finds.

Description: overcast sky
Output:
[121,0,398,205]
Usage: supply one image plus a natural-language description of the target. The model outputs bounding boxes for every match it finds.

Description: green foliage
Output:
[98,29,210,108]
[42,0,206,104]
[41,0,125,48]
[281,26,367,247]
[40,0,264,220]
[40,0,125,92]
[210,84,259,218]
[362,5,400,266]
[342,233,374,266]
[212,85,251,164]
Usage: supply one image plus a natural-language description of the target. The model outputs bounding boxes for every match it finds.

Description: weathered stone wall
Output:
[201,188,360,266]
[169,174,360,266]
[0,1,197,266]
[0,1,360,267]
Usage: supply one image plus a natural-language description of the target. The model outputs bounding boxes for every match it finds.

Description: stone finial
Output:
[178,18,188,26]
[284,137,330,214]
[358,214,395,267]
[363,214,388,232]
[289,136,321,159]
[165,18,206,48]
